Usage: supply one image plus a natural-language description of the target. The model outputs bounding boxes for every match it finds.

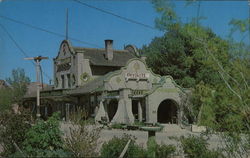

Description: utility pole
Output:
[66,8,69,40]
[24,56,48,118]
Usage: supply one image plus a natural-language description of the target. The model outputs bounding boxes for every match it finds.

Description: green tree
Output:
[142,23,229,88]
[6,68,30,104]
[0,87,13,112]
[147,0,250,156]
[0,68,30,113]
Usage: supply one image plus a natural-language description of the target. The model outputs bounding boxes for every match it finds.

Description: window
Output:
[55,77,58,87]
[71,74,76,86]
[61,75,65,89]
[67,74,71,88]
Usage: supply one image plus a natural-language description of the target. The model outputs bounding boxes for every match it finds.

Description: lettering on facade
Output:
[132,90,146,96]
[57,57,71,72]
[125,72,149,81]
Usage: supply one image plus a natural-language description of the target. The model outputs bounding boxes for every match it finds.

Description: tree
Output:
[6,68,30,104]
[146,0,250,156]
[0,68,30,112]
[142,23,229,88]
[0,87,13,112]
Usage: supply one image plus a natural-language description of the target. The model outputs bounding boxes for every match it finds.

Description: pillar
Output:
[138,101,142,122]
[95,100,109,123]
[112,88,134,124]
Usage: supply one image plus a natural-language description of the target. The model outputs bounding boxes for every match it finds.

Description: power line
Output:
[72,0,157,30]
[0,15,102,48]
[0,23,52,81]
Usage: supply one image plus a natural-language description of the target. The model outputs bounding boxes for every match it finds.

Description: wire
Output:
[0,15,102,48]
[0,23,52,81]
[72,0,157,30]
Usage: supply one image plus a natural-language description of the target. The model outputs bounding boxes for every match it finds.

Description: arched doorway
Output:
[107,99,118,121]
[157,99,178,124]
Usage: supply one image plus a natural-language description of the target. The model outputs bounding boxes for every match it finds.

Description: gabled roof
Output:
[73,47,136,67]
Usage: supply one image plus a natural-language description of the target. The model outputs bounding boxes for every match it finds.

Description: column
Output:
[112,88,134,124]
[138,101,142,122]
[94,100,108,123]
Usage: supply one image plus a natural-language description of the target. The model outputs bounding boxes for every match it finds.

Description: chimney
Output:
[105,39,113,60]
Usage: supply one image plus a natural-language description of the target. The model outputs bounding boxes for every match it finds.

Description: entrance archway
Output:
[157,99,178,124]
[107,99,118,121]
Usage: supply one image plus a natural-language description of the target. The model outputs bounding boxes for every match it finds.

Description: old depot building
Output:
[24,39,190,125]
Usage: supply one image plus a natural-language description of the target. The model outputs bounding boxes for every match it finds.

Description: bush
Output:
[63,123,100,157]
[180,135,224,158]
[0,110,31,156]
[147,137,176,158]
[63,108,100,157]
[101,135,146,158]
[21,112,71,157]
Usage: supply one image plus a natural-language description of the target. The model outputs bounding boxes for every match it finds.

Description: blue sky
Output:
[0,0,249,84]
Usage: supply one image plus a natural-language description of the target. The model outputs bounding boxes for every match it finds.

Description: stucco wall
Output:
[146,77,185,123]
[104,59,161,91]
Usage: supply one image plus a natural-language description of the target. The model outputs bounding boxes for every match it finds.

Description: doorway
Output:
[107,99,118,121]
[157,99,178,124]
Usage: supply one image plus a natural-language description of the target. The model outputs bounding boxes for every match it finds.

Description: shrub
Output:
[101,135,146,158]
[147,137,176,158]
[21,112,71,157]
[0,110,31,156]
[180,135,224,158]
[63,108,100,157]
[63,124,101,157]
[156,144,176,158]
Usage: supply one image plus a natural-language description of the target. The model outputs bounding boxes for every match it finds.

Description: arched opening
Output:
[107,99,118,121]
[157,99,178,124]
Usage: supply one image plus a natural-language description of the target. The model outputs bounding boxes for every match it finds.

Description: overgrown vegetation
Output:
[147,137,176,158]
[180,135,223,158]
[142,0,250,156]
[20,112,71,157]
[0,68,30,112]
[0,110,31,157]
[101,135,146,158]
[63,108,101,157]
[6,68,30,104]
[101,135,176,158]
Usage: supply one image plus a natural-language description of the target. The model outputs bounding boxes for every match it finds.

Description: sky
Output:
[0,0,249,84]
